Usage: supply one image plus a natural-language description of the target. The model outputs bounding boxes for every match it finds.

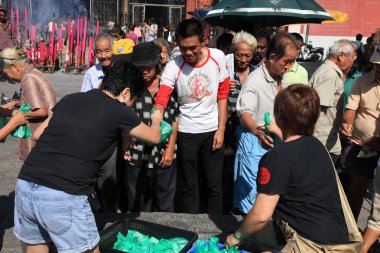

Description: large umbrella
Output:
[203,0,333,31]
[323,10,349,24]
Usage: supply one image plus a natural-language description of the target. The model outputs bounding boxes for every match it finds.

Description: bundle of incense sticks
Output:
[9,8,99,71]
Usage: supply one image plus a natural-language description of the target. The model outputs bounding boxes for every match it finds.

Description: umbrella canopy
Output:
[323,10,349,24]
[203,0,333,31]
[188,8,211,20]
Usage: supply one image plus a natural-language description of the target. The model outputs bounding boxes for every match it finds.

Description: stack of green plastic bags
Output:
[194,237,240,253]
[11,104,32,138]
[113,230,188,253]
[0,103,32,143]
[151,109,173,142]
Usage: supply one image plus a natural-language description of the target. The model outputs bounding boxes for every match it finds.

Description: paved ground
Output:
[0,63,373,252]
[0,71,82,252]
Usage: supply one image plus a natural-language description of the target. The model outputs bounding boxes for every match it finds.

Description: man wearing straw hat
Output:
[353,47,380,253]
[340,48,380,224]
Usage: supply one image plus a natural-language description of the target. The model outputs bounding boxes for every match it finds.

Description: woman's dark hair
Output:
[274,84,320,138]
[0,8,6,15]
[101,61,144,98]
[175,19,204,42]
[265,32,298,60]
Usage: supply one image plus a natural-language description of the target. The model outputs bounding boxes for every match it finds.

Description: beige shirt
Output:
[308,60,344,155]
[346,70,380,144]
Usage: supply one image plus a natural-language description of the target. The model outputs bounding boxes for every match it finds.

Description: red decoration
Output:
[258,167,271,185]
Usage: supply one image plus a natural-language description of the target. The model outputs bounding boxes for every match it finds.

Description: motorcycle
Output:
[298,42,324,62]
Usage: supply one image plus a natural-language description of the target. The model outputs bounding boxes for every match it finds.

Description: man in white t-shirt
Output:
[154,19,230,214]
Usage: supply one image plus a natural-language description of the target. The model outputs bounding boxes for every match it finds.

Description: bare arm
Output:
[341,109,356,138]
[266,121,283,141]
[240,112,273,148]
[225,194,280,248]
[129,110,162,144]
[161,121,178,167]
[0,112,28,141]
[25,108,49,120]
[32,115,51,141]
[213,99,227,150]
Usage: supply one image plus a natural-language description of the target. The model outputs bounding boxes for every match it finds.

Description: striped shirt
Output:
[228,64,256,117]
[19,66,56,160]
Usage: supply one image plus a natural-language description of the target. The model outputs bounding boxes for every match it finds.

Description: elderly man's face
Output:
[95,38,113,68]
[256,37,269,56]
[202,26,211,47]
[2,64,22,82]
[268,45,299,80]
[234,41,253,71]
[338,50,357,74]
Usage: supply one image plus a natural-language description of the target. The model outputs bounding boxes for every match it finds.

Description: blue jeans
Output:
[14,179,99,253]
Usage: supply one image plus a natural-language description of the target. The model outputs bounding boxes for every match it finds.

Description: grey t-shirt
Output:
[237,64,283,126]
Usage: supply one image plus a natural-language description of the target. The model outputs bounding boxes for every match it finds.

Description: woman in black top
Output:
[226,84,350,250]
[14,62,163,253]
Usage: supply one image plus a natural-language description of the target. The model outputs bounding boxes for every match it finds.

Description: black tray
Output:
[99,218,198,253]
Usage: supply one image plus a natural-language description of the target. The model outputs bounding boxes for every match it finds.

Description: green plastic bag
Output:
[194,237,240,253]
[11,104,32,138]
[263,112,280,146]
[113,230,188,253]
[0,117,9,143]
[151,109,173,142]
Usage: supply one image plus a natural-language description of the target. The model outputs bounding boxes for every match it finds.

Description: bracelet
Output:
[233,231,242,241]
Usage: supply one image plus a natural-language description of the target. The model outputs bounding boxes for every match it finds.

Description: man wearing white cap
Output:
[340,49,380,223]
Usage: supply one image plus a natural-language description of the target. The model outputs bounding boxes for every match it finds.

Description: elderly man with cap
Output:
[340,49,380,224]
[125,42,179,212]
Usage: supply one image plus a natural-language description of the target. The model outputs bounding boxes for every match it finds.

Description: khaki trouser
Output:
[276,217,363,253]
[368,165,380,232]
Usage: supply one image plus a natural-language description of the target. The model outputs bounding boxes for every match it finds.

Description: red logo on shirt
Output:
[258,167,271,185]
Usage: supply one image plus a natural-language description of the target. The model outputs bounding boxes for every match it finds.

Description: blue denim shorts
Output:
[14,179,100,253]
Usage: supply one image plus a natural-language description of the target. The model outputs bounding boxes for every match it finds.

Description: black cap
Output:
[131,42,160,68]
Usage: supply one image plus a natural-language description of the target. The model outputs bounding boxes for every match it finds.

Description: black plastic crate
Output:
[99,218,198,253]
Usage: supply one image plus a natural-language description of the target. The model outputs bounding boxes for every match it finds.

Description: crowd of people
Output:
[1,12,380,253]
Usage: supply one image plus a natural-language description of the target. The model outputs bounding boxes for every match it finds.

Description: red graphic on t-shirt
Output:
[186,73,212,100]
[194,77,205,98]
[258,167,271,185]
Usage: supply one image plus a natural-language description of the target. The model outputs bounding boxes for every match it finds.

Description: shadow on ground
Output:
[0,191,15,251]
